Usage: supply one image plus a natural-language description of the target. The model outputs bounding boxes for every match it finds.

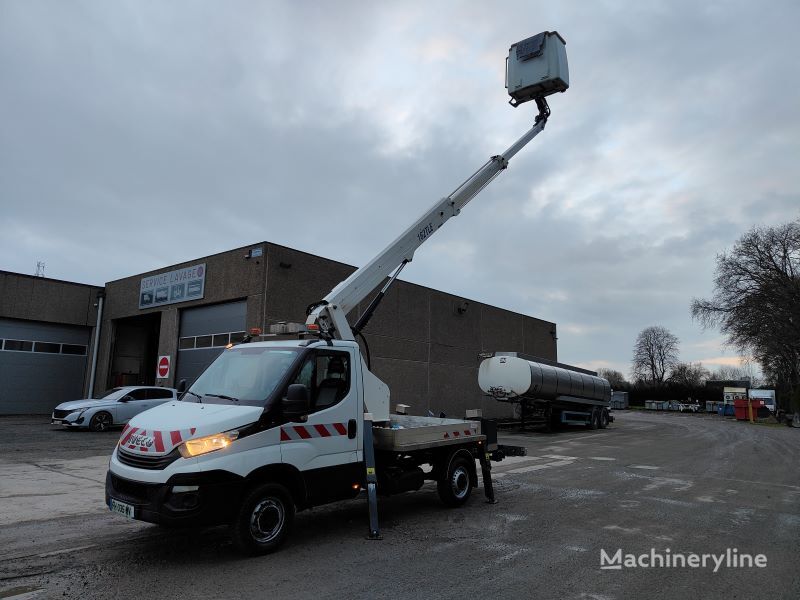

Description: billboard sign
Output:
[140,264,206,309]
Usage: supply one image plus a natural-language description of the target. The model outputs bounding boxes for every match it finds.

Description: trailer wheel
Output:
[437,455,473,507]
[586,408,599,430]
[230,483,294,555]
[599,409,609,429]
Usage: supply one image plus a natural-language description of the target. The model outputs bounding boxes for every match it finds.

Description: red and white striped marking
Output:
[280,423,347,441]
[443,428,477,440]
[119,424,196,454]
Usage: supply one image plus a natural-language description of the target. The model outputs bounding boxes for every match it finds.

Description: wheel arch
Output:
[436,446,478,487]
[245,464,308,509]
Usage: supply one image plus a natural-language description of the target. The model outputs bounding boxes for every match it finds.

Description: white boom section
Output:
[306,115,549,342]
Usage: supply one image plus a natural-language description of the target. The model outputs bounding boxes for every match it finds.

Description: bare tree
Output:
[707,360,763,388]
[668,362,710,388]
[598,368,627,389]
[632,326,679,385]
[691,219,800,407]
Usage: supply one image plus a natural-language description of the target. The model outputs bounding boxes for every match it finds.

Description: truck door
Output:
[280,349,359,479]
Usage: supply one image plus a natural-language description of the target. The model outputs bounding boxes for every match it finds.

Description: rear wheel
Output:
[437,455,473,507]
[89,411,112,432]
[599,409,609,429]
[587,408,599,430]
[230,483,294,555]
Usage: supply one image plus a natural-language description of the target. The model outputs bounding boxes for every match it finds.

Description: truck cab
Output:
[107,340,370,551]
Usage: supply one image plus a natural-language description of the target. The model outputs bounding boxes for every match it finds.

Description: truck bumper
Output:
[105,470,244,526]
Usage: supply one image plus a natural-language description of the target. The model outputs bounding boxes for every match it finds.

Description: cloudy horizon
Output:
[2,1,798,380]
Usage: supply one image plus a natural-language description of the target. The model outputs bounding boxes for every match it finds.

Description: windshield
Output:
[186,347,300,406]
[99,387,125,399]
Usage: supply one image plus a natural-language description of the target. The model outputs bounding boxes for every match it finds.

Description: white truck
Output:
[105,31,570,554]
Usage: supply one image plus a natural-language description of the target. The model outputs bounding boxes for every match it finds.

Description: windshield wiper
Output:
[205,393,240,402]
[182,390,203,403]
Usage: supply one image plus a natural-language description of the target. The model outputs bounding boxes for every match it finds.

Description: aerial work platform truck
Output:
[106,31,570,554]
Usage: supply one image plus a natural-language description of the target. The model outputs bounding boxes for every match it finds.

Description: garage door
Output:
[175,301,247,387]
[0,318,91,414]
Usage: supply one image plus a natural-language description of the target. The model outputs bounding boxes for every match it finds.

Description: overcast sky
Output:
[2,1,799,377]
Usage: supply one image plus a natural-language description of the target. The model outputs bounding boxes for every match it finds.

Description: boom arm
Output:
[306,100,551,342]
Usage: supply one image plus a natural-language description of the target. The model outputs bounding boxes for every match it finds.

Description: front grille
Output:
[109,473,158,503]
[52,409,72,419]
[117,447,180,470]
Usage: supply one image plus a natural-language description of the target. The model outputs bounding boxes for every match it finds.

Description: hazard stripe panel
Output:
[118,426,197,454]
[280,423,349,441]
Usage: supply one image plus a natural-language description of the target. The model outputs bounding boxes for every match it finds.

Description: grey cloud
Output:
[1,0,799,377]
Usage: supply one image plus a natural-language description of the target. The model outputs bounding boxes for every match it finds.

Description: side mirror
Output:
[119,395,133,403]
[177,378,187,394]
[283,384,310,421]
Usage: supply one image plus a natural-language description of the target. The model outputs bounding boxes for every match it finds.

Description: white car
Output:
[51,386,178,432]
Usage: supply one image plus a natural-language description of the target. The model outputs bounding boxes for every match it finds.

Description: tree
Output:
[631,326,680,385]
[598,368,628,389]
[691,219,800,408]
[668,362,710,388]
[706,359,763,388]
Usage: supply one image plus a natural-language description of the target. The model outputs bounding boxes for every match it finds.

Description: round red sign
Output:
[157,356,170,378]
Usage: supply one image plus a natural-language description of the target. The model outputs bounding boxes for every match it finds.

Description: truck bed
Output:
[371,415,484,452]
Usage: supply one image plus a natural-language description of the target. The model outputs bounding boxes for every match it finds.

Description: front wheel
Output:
[230,483,294,555]
[89,411,113,432]
[437,455,473,507]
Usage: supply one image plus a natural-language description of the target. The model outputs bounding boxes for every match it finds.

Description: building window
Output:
[178,330,250,350]
[34,342,61,354]
[61,344,88,355]
[212,333,230,347]
[3,340,33,352]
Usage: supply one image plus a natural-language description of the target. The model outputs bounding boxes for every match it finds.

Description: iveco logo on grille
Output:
[128,434,154,448]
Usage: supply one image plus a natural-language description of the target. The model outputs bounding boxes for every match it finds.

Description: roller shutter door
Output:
[175,301,247,386]
[0,318,91,414]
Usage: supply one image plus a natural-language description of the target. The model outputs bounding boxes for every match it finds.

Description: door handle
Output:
[347,419,357,439]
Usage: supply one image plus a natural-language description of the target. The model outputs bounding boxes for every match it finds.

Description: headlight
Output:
[178,431,239,458]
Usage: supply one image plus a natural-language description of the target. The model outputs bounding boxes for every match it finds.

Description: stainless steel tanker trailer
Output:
[478,352,613,430]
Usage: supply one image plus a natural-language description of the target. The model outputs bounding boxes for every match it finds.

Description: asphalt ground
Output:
[0,411,798,600]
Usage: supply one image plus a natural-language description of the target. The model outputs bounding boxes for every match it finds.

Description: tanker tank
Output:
[478,354,611,406]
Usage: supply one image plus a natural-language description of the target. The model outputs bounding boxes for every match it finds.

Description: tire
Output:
[588,408,599,430]
[89,411,113,432]
[437,454,473,507]
[599,409,609,429]
[230,483,294,555]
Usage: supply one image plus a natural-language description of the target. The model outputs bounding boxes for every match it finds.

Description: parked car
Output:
[51,386,178,432]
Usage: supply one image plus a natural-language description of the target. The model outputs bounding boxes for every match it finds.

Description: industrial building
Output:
[0,242,557,417]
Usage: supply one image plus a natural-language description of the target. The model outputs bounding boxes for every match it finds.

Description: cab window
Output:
[290,351,350,412]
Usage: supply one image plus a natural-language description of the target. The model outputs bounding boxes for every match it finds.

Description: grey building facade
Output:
[2,242,557,417]
[0,271,103,414]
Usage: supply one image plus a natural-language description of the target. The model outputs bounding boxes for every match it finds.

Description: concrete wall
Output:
[0,271,101,327]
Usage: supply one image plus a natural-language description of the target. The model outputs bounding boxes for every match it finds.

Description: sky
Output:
[2,0,799,378]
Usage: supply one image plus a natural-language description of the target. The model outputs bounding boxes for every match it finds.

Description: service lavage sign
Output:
[139,264,206,309]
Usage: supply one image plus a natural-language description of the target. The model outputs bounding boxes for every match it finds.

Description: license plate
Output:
[51,419,63,425]
[109,498,135,519]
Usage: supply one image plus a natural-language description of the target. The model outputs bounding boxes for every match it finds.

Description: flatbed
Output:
[372,415,483,452]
